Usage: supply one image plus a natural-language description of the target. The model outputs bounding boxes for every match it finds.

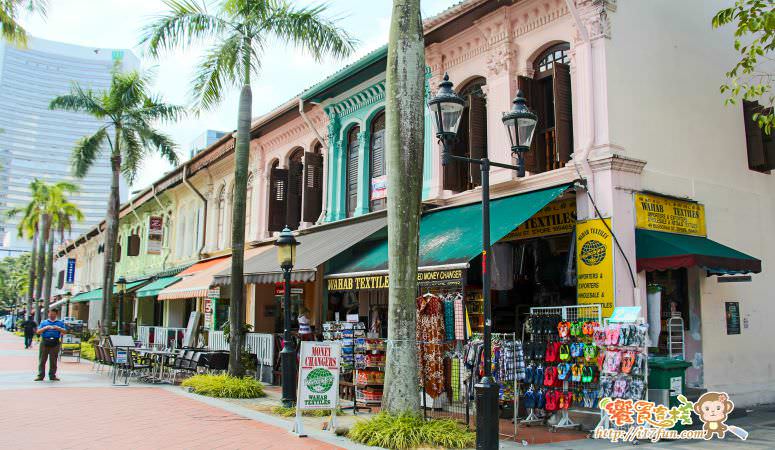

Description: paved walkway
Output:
[0,331,343,450]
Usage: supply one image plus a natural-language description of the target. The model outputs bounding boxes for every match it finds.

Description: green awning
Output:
[70,280,148,303]
[636,229,761,275]
[135,276,181,298]
[328,184,571,275]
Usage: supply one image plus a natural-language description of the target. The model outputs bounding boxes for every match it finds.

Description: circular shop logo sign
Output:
[580,240,606,266]
[305,367,334,393]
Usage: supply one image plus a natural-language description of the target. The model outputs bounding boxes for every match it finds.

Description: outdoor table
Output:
[136,349,175,383]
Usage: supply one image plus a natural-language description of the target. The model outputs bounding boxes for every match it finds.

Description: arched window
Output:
[268,160,286,232]
[369,111,386,211]
[245,172,254,238]
[217,186,227,249]
[444,77,487,192]
[346,126,360,217]
[518,42,573,173]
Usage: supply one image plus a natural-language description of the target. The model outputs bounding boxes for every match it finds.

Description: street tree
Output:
[5,178,45,316]
[382,0,424,414]
[713,0,775,134]
[141,0,355,376]
[50,69,183,335]
[0,0,47,46]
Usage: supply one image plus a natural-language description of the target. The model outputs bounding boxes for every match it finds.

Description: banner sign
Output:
[297,341,341,410]
[66,258,76,284]
[203,298,213,329]
[370,175,387,200]
[147,216,164,254]
[576,219,615,317]
[634,193,706,236]
[326,269,464,292]
[503,198,576,240]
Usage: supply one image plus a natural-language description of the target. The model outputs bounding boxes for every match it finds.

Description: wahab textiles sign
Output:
[327,269,464,292]
[576,219,614,317]
[634,193,706,236]
[503,198,576,240]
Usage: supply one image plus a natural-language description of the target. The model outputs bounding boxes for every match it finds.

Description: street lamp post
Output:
[116,276,127,335]
[275,226,299,407]
[428,73,537,450]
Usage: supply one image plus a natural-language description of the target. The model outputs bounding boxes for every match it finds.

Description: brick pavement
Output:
[0,331,342,450]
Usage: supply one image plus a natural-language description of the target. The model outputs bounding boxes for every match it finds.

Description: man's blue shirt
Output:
[39,319,66,339]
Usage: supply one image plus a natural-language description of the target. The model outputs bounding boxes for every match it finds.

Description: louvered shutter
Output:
[553,63,573,166]
[468,94,487,186]
[127,235,140,256]
[346,133,359,217]
[302,152,323,222]
[268,168,288,232]
[115,243,121,262]
[518,76,546,173]
[286,160,303,230]
[370,116,387,211]
[743,101,771,171]
[57,271,65,289]
[443,111,468,192]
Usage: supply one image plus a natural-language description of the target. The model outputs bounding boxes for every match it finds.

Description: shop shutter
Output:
[286,159,303,230]
[127,234,141,256]
[302,152,323,222]
[742,100,772,171]
[553,63,573,166]
[346,131,360,217]
[468,94,487,186]
[518,76,546,173]
[268,167,288,232]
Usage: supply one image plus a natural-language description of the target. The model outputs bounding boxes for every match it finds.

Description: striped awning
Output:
[157,256,230,300]
[135,276,181,298]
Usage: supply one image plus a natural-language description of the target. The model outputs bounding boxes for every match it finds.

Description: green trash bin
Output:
[648,357,692,431]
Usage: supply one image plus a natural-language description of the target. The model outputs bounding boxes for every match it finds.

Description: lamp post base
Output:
[475,377,500,450]
[280,347,297,408]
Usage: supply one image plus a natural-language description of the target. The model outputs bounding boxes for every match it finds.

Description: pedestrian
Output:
[22,315,37,349]
[35,308,67,381]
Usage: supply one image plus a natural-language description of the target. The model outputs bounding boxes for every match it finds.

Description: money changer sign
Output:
[576,219,615,317]
[298,341,341,410]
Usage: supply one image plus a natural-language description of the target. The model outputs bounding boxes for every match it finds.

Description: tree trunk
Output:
[382,0,425,414]
[101,148,122,336]
[34,214,50,323]
[228,82,252,377]
[26,226,38,319]
[43,234,55,315]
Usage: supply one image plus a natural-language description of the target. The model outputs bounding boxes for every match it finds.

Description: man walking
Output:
[22,315,37,349]
[35,308,67,381]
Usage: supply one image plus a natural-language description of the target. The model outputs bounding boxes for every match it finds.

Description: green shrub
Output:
[348,413,475,449]
[60,342,95,361]
[271,405,342,417]
[181,374,265,399]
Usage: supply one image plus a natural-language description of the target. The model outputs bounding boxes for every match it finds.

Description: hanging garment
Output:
[417,294,445,399]
[443,299,456,341]
[453,297,465,340]
[490,243,514,291]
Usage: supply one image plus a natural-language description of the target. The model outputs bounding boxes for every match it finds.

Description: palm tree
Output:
[50,69,183,335]
[142,0,356,376]
[0,0,47,46]
[5,178,45,317]
[42,184,84,315]
[382,0,425,414]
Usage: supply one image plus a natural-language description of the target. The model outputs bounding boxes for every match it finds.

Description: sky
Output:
[17,0,454,193]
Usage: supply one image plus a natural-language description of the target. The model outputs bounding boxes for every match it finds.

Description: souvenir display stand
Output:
[523,305,603,432]
[354,337,386,410]
[322,321,364,410]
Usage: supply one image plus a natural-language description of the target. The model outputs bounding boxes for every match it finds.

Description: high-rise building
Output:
[0,37,138,256]
[188,129,228,158]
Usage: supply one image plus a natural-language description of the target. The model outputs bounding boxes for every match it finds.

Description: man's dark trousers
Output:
[38,342,60,379]
[24,332,33,348]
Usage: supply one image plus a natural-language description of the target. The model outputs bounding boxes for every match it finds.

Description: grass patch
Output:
[181,374,265,399]
[271,405,342,417]
[348,412,475,449]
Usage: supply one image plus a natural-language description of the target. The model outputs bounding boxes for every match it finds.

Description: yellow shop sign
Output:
[576,219,614,317]
[503,198,576,241]
[634,193,706,236]
[327,269,463,292]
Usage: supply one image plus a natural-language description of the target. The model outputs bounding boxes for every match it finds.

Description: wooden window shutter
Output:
[370,113,387,211]
[518,76,546,173]
[553,63,573,166]
[286,159,303,230]
[127,234,140,256]
[742,100,771,171]
[468,94,487,186]
[303,152,324,222]
[115,243,121,262]
[443,111,468,192]
[268,167,288,232]
[346,130,360,217]
[57,271,65,289]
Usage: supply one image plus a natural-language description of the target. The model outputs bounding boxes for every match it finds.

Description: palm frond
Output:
[107,70,148,112]
[190,32,242,111]
[49,83,108,118]
[264,2,356,62]
[0,4,27,46]
[71,127,108,178]
[119,128,144,184]
[140,0,229,58]
[135,125,179,166]
[137,95,187,123]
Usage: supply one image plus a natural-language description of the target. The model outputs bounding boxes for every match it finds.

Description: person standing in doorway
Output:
[22,315,37,349]
[35,308,67,381]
